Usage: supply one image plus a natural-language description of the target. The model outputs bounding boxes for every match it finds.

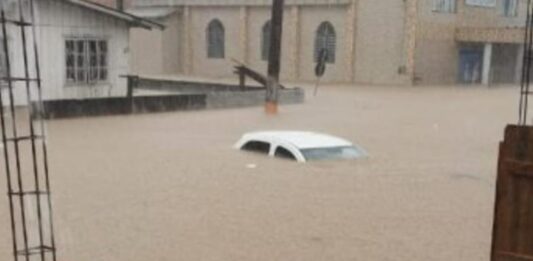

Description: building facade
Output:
[0,0,159,105]
[129,0,527,86]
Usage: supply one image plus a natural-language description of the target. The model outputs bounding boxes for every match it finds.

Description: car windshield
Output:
[300,146,366,161]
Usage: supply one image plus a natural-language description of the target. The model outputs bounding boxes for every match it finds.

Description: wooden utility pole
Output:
[265,0,285,114]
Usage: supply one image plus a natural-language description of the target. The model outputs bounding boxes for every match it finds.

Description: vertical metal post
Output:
[238,69,246,90]
[265,0,284,115]
[16,0,47,259]
[1,9,31,261]
[0,10,20,261]
[520,0,533,125]
[123,75,138,114]
[28,0,58,259]
[1,1,58,260]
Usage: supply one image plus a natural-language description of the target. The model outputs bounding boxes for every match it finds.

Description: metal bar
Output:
[0,77,40,82]
[28,0,58,259]
[8,191,50,196]
[1,9,31,261]
[16,0,46,259]
[15,245,55,256]
[520,0,531,125]
[522,1,533,124]
[0,10,20,261]
[5,135,44,142]
[238,70,245,90]
[3,19,31,26]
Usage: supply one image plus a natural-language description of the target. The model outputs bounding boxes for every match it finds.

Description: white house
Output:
[0,0,162,105]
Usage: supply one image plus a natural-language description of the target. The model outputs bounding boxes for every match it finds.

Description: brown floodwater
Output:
[0,84,519,260]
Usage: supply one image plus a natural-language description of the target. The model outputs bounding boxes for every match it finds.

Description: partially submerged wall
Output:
[36,78,305,118]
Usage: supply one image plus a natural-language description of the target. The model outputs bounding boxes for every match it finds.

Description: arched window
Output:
[207,19,225,59]
[314,22,336,64]
[261,21,271,61]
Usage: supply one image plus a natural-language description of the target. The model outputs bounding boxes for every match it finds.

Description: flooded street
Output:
[0,85,519,260]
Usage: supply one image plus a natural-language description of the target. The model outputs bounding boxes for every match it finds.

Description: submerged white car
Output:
[235,131,367,162]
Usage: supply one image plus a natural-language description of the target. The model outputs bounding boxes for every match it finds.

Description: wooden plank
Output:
[515,176,533,253]
[492,125,533,260]
[495,252,533,261]
[504,160,533,178]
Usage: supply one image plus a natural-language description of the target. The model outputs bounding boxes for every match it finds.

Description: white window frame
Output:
[433,0,456,13]
[502,0,518,17]
[65,37,108,86]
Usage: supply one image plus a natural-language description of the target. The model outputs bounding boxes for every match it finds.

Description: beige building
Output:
[128,0,528,86]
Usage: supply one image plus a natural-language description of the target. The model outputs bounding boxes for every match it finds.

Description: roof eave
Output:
[65,0,165,30]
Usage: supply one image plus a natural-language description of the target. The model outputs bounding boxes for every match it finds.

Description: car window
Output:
[274,146,297,161]
[301,146,366,161]
[241,141,271,154]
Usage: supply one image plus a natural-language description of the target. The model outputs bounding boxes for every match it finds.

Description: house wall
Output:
[37,0,131,101]
[1,0,131,105]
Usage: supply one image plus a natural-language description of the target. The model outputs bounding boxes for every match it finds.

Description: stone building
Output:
[128,0,527,86]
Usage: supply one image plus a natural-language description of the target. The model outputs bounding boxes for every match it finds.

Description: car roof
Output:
[241,131,352,149]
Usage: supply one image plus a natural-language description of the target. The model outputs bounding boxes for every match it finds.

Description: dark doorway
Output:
[458,44,484,84]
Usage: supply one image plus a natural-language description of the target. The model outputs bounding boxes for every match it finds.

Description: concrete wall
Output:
[144,1,411,85]
[456,0,527,28]
[131,27,164,74]
[130,11,181,75]
[129,0,529,86]
[188,6,241,79]
[161,12,181,74]
[246,6,293,81]
[298,5,349,83]
[131,3,360,84]
[354,0,408,85]
[415,1,458,85]
[414,0,528,85]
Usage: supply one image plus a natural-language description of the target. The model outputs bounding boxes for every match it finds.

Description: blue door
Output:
[459,48,483,84]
